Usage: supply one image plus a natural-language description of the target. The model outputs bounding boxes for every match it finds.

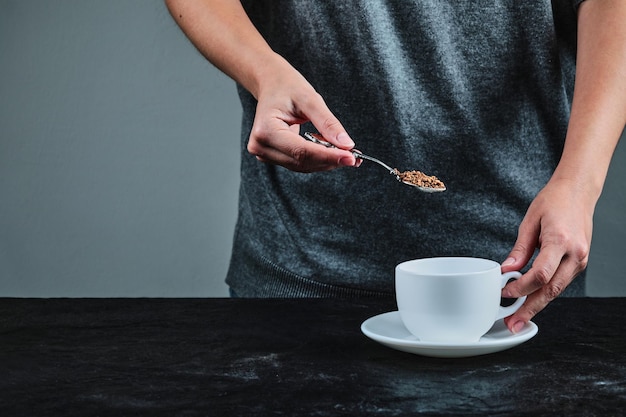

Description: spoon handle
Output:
[301,132,387,169]
[303,132,339,148]
[303,132,398,176]
[354,153,396,175]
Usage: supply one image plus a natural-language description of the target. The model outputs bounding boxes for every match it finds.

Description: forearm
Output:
[165,0,290,98]
[552,0,626,201]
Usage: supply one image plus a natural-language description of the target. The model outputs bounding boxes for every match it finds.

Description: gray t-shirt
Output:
[226,0,585,297]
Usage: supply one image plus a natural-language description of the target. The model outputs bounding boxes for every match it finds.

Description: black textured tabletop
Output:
[1,297,624,416]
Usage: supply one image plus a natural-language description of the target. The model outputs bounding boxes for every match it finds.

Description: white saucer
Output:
[361,311,538,358]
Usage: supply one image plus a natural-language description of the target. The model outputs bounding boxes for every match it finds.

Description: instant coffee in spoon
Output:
[393,169,445,190]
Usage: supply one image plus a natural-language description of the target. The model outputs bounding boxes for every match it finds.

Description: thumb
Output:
[501,228,538,274]
[501,222,538,298]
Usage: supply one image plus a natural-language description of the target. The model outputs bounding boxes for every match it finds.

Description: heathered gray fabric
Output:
[226,0,586,297]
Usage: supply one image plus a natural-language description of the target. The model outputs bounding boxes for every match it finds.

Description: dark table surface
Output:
[0,297,624,416]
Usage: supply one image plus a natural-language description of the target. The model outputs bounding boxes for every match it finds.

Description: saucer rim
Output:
[361,311,538,350]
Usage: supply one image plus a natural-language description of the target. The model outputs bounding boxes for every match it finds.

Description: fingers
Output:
[500,219,539,274]
[250,128,356,172]
[501,231,589,334]
[503,224,590,299]
[503,257,582,333]
[248,88,358,172]
[503,243,561,298]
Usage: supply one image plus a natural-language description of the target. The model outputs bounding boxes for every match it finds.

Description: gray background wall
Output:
[1,1,624,297]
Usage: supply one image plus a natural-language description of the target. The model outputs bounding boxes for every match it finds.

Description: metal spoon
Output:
[303,132,446,193]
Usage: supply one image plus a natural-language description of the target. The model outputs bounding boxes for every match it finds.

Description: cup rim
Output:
[396,257,500,276]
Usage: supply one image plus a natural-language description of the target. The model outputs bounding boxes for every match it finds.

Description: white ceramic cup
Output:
[395,257,526,344]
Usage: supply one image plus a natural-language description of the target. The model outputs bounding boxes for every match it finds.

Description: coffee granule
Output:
[393,169,446,189]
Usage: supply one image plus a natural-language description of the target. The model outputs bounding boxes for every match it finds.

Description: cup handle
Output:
[496,271,527,320]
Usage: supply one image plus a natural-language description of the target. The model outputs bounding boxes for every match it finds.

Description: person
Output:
[165,0,626,333]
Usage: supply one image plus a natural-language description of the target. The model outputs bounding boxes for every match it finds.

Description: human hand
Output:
[500,178,593,333]
[246,62,358,172]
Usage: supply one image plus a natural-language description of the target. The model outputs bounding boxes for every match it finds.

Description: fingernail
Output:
[512,320,525,334]
[339,156,356,166]
[501,288,513,298]
[502,257,515,267]
[336,132,354,148]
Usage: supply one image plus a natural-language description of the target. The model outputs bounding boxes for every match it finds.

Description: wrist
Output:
[247,53,300,100]
[549,164,605,205]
